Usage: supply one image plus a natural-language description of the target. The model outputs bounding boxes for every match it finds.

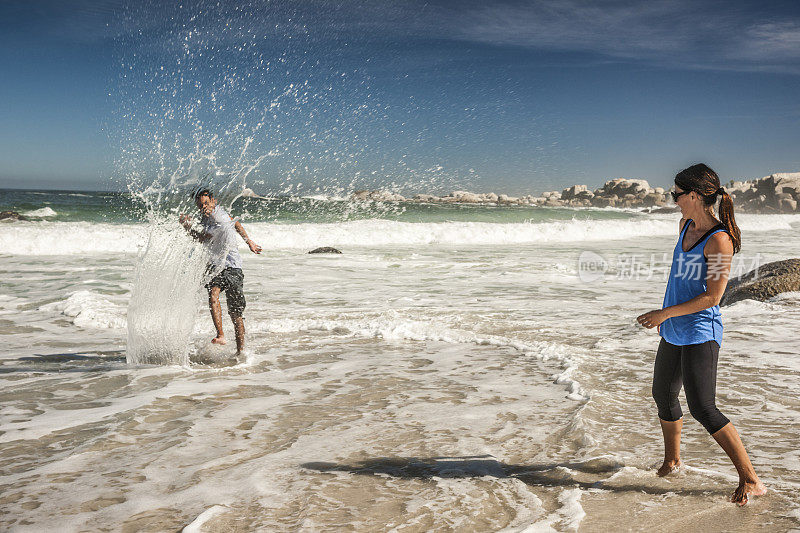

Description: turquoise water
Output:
[0,189,143,223]
[1,188,638,225]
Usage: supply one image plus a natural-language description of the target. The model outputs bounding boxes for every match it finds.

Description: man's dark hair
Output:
[194,188,213,201]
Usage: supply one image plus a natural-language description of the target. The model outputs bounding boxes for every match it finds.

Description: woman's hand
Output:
[637,309,669,329]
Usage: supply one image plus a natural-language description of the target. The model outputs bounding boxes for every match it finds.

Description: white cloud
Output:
[63,0,799,74]
[416,0,800,73]
[738,21,800,61]
[446,1,695,55]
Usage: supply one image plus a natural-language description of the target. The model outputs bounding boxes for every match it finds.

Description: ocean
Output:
[1,188,799,531]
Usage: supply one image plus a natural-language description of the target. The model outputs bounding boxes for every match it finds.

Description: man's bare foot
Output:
[211,335,227,345]
[731,479,767,506]
[656,459,682,477]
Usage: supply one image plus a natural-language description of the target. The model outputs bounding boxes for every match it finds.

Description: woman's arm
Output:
[637,232,732,329]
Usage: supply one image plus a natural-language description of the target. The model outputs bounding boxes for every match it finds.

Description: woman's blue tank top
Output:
[660,219,728,346]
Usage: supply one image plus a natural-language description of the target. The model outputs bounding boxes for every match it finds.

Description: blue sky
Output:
[1,0,799,194]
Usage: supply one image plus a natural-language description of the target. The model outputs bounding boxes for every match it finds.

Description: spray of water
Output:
[126,226,207,365]
[114,1,464,364]
[125,154,260,365]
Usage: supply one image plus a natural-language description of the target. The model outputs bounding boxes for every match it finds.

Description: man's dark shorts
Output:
[206,267,246,317]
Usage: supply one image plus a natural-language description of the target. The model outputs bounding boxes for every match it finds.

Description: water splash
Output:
[115,0,462,364]
[124,151,263,365]
[126,225,207,365]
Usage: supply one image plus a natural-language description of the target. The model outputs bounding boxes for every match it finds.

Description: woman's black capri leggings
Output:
[652,338,730,434]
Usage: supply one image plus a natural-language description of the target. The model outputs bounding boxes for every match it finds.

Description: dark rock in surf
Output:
[721,258,800,306]
[0,211,29,221]
[309,247,342,254]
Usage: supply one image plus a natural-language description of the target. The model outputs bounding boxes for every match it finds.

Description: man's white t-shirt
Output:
[200,205,243,269]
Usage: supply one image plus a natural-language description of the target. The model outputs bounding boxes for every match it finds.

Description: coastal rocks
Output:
[451,191,483,203]
[551,178,668,209]
[759,173,800,198]
[724,173,800,213]
[413,194,438,202]
[308,247,342,254]
[561,184,588,200]
[353,190,406,202]
[721,258,800,306]
[560,185,596,207]
[642,193,667,207]
[599,178,651,198]
[346,172,800,213]
[779,197,798,212]
[591,196,615,208]
[0,211,29,221]
[497,194,520,204]
[444,191,510,203]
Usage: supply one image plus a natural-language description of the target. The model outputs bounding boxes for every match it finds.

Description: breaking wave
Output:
[1,214,797,255]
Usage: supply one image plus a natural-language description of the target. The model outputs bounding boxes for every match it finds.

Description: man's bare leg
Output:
[711,422,766,505]
[208,287,226,345]
[657,418,683,476]
[232,315,245,354]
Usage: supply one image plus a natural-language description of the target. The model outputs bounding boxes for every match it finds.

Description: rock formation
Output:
[347,172,800,213]
[721,258,800,306]
[0,211,30,221]
[308,247,343,254]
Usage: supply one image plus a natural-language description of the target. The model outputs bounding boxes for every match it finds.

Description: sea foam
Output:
[0,222,146,255]
[39,290,127,329]
[2,214,796,255]
[23,207,58,217]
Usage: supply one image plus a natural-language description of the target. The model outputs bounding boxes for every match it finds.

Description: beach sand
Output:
[2,196,800,531]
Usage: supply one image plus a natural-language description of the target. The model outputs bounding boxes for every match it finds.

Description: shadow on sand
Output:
[0,350,127,374]
[301,455,731,498]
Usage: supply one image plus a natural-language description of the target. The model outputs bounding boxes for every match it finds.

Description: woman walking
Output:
[636,163,766,505]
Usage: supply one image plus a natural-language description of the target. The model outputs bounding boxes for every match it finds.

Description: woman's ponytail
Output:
[675,164,742,254]
[717,189,741,254]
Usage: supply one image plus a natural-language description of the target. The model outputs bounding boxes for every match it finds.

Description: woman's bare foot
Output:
[656,459,682,477]
[731,478,767,506]
[211,335,227,345]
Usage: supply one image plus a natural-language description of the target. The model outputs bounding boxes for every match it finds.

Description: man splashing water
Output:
[180,189,262,354]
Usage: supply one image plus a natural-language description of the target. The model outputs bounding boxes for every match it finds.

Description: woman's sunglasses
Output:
[670,190,689,202]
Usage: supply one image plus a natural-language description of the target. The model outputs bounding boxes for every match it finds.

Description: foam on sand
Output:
[248,315,588,403]
[182,505,229,533]
[511,488,586,532]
